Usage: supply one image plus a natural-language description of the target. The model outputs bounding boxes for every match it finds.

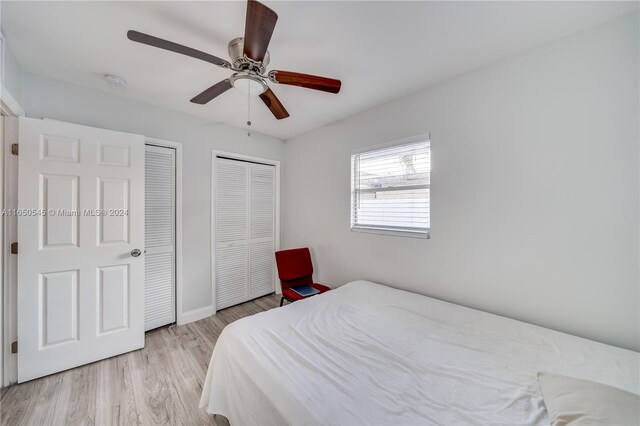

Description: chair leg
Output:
[280,297,285,307]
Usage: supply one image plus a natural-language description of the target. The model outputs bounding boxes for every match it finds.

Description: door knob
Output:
[131,248,142,257]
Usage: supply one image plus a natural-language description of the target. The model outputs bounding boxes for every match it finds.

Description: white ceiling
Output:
[2,1,637,140]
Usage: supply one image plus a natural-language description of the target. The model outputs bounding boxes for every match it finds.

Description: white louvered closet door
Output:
[144,145,176,331]
[249,163,276,298]
[215,158,275,310]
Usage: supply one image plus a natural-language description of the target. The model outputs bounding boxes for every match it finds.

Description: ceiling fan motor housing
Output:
[228,37,269,73]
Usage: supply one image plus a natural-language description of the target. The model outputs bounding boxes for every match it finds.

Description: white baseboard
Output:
[178,305,214,326]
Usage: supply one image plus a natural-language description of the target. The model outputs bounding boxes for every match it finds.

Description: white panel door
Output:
[215,158,274,310]
[144,145,175,331]
[17,117,145,382]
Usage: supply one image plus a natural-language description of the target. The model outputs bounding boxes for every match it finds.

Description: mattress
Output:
[200,280,639,425]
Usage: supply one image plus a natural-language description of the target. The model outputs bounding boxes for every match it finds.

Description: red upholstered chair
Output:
[275,248,330,306]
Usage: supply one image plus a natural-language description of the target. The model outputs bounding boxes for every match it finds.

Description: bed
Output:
[200,280,639,425]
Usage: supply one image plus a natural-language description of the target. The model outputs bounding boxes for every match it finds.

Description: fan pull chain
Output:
[247,84,252,137]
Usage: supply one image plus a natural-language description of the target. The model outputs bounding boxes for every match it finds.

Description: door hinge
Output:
[10,242,18,254]
[11,341,17,354]
[11,143,18,156]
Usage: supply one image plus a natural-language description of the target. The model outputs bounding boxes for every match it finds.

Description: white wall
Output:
[1,45,24,106]
[283,14,639,351]
[22,73,285,315]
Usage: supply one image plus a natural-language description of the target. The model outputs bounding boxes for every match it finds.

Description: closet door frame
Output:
[145,137,184,325]
[211,150,281,313]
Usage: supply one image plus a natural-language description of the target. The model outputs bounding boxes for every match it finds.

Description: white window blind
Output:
[351,138,430,237]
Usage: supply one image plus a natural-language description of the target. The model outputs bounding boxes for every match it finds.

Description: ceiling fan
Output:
[127,0,341,120]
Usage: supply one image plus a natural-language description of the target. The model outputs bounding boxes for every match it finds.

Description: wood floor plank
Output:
[22,373,68,426]
[162,349,213,425]
[41,372,73,426]
[0,294,280,426]
[2,376,49,426]
[183,344,213,381]
[95,356,140,426]
[128,345,179,425]
[67,363,99,425]
[254,295,280,311]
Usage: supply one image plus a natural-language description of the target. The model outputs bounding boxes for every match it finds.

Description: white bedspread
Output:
[200,281,639,425]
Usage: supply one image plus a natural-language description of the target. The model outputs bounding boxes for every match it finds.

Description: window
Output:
[351,136,430,238]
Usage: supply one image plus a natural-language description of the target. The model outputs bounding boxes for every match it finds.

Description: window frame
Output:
[350,134,431,239]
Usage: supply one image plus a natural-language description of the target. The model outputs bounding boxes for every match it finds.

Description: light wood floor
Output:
[0,294,281,426]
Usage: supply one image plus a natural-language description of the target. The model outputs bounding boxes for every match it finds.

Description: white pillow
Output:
[537,372,640,426]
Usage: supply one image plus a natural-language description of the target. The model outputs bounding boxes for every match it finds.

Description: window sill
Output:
[351,226,430,239]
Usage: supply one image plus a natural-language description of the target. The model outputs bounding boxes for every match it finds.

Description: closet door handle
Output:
[131,248,142,257]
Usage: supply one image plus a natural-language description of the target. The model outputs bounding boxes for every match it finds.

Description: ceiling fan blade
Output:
[127,30,231,69]
[243,0,278,62]
[190,79,233,104]
[269,70,341,94]
[259,88,289,120]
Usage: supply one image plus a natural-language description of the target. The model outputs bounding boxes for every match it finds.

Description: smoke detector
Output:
[104,74,127,87]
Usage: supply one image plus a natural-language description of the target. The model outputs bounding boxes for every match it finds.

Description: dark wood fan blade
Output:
[269,70,341,94]
[127,30,231,69]
[190,79,233,104]
[259,88,289,120]
[243,0,278,62]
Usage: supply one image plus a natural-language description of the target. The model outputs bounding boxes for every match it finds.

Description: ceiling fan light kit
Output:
[230,74,267,96]
[127,0,341,121]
